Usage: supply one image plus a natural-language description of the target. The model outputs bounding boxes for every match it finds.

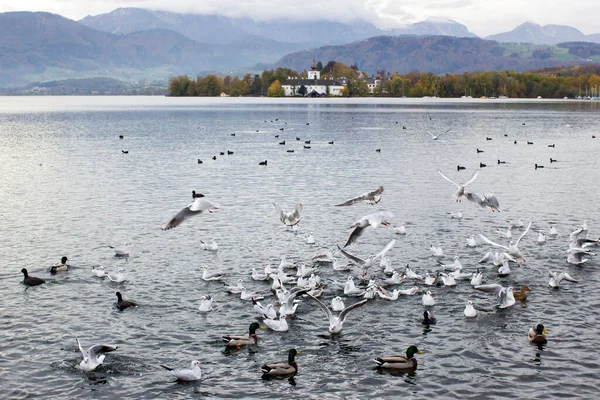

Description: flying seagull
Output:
[273,202,303,227]
[343,211,394,248]
[427,129,451,140]
[163,195,219,230]
[438,170,479,202]
[335,186,384,206]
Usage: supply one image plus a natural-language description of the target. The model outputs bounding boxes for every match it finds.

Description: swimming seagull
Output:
[335,186,384,206]
[263,315,289,332]
[91,266,106,278]
[496,226,512,239]
[331,296,345,311]
[438,170,479,202]
[338,239,396,275]
[537,231,546,244]
[464,301,477,318]
[548,271,578,288]
[305,232,316,244]
[479,221,532,264]
[273,203,303,227]
[430,244,444,258]
[76,337,118,372]
[107,268,127,283]
[305,293,368,333]
[474,284,515,308]
[478,252,516,266]
[160,360,203,381]
[343,211,394,248]
[427,128,451,140]
[393,224,407,235]
[198,295,213,312]
[422,291,435,306]
[466,235,477,247]
[253,298,277,319]
[470,269,483,286]
[201,265,224,281]
[163,195,219,230]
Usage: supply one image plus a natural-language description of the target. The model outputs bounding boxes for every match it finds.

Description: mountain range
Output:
[1,8,599,88]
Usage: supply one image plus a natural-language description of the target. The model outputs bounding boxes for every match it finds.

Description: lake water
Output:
[1,97,599,399]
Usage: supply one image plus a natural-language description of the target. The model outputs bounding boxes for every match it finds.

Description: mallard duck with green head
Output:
[222,322,263,348]
[528,324,548,344]
[374,345,423,370]
[260,349,299,376]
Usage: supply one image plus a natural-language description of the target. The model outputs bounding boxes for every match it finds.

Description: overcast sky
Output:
[1,0,599,37]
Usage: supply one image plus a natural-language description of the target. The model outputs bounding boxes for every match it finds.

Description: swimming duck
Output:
[160,360,203,381]
[512,285,531,301]
[21,268,45,286]
[50,256,69,273]
[114,292,137,311]
[222,322,263,347]
[260,349,299,376]
[422,310,436,325]
[528,324,548,344]
[374,345,423,370]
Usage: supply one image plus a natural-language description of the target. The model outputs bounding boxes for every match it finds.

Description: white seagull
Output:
[343,211,394,248]
[331,296,346,311]
[338,239,396,275]
[106,268,126,283]
[438,170,479,202]
[548,271,578,288]
[198,295,213,312]
[91,266,106,278]
[305,232,316,244]
[253,298,277,319]
[464,192,500,212]
[427,128,451,140]
[393,224,407,235]
[479,221,532,264]
[466,235,477,247]
[478,252,516,266]
[163,195,219,230]
[306,294,368,333]
[76,337,118,372]
[273,202,303,227]
[470,269,483,286]
[537,231,546,244]
[335,186,384,206]
[474,284,515,308]
[422,291,435,306]
[430,244,444,258]
[464,301,477,318]
[201,265,224,281]
[263,315,289,332]
[497,226,512,239]
[160,360,203,381]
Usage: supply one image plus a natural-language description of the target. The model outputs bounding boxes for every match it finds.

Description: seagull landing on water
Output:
[338,239,396,277]
[427,128,451,140]
[438,170,479,202]
[479,221,532,264]
[335,186,384,206]
[342,211,394,248]
[548,271,578,288]
[464,192,500,212]
[273,203,302,228]
[76,337,118,372]
[474,284,515,308]
[305,293,368,334]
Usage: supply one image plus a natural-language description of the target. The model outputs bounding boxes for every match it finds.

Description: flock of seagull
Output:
[18,121,598,385]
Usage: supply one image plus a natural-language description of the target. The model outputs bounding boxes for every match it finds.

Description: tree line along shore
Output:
[168,62,600,99]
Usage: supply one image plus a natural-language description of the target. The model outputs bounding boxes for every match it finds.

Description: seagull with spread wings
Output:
[342,211,394,248]
[305,293,368,333]
[338,240,396,276]
[163,194,219,230]
[273,202,303,227]
[438,170,479,202]
[474,284,515,308]
[335,186,384,206]
[427,128,451,140]
[479,221,532,264]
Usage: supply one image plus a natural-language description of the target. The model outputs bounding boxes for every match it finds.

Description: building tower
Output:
[307,58,320,80]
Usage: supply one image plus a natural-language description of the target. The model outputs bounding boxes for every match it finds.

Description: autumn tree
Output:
[267,80,285,97]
